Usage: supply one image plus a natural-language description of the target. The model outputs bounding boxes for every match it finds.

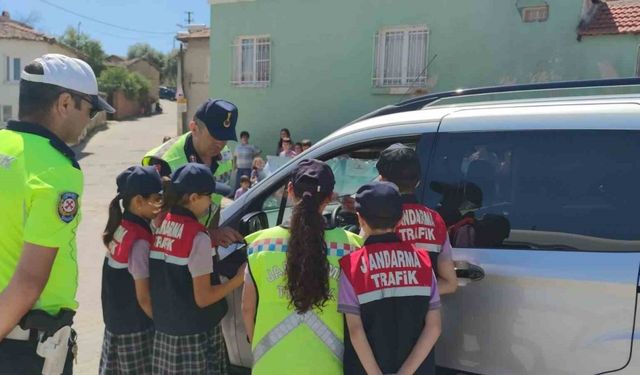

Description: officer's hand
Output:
[211,227,244,247]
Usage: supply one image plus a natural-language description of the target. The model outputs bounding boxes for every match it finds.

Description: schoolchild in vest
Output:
[376,143,458,295]
[100,166,163,374]
[241,159,363,375]
[150,163,245,375]
[339,181,442,375]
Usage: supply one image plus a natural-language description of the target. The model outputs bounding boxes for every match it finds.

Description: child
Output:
[279,137,296,158]
[294,142,303,155]
[339,181,441,375]
[149,163,245,374]
[250,156,266,185]
[376,143,457,295]
[234,175,251,199]
[301,139,312,151]
[233,130,260,192]
[100,166,163,374]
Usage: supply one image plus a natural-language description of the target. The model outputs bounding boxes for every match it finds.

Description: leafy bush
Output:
[98,67,150,100]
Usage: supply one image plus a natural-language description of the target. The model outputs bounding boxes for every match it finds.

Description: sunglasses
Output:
[67,92,100,119]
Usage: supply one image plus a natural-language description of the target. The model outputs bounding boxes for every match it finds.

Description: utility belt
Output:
[5,309,77,375]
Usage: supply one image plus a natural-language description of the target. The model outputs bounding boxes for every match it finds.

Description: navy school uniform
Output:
[149,206,228,375]
[100,211,154,375]
[339,233,441,375]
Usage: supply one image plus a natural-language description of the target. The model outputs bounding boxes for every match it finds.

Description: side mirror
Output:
[239,211,269,236]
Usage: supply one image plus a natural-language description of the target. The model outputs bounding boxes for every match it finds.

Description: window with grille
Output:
[522,6,549,22]
[232,36,270,87]
[373,26,428,88]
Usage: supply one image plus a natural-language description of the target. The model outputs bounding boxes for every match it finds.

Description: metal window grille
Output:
[373,26,428,88]
[522,6,549,22]
[232,36,271,87]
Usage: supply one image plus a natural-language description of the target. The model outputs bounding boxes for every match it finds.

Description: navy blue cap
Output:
[291,159,335,195]
[171,163,231,196]
[355,181,403,224]
[376,143,420,181]
[195,99,238,141]
[116,166,162,197]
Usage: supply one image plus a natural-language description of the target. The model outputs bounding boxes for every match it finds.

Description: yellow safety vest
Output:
[246,226,363,375]
[142,132,232,223]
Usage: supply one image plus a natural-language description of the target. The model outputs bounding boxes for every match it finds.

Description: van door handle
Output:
[454,261,485,281]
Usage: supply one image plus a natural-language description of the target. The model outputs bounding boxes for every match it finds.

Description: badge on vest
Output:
[58,192,79,223]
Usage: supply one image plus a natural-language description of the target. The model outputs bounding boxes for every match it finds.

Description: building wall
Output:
[209,0,640,154]
[0,39,79,128]
[183,38,211,123]
[128,60,160,101]
[112,89,141,120]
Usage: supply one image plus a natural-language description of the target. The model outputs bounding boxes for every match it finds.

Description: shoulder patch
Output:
[58,192,79,223]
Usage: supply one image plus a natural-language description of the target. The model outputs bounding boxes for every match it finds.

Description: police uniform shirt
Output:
[338,233,440,375]
[101,211,153,334]
[0,120,83,315]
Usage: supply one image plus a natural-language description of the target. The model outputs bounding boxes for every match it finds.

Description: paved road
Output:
[72,100,177,373]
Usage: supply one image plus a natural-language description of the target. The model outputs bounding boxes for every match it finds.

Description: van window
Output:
[260,139,426,228]
[424,130,640,251]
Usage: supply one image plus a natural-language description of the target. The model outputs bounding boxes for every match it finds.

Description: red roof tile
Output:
[0,18,53,41]
[579,0,640,36]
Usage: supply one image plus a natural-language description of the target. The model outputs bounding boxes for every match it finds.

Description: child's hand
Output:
[234,263,247,281]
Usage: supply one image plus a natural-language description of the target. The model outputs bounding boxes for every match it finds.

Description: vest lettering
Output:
[401,208,435,226]
[154,236,175,252]
[158,220,184,239]
[360,257,368,273]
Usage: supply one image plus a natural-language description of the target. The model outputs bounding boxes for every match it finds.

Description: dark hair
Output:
[20,62,84,121]
[286,180,332,313]
[102,194,134,247]
[240,175,250,183]
[360,213,401,231]
[277,128,292,152]
[295,142,303,148]
[382,164,420,193]
[240,131,250,139]
[161,178,189,210]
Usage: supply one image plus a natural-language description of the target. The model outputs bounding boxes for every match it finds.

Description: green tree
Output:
[59,27,106,76]
[163,49,178,86]
[98,66,150,101]
[127,43,165,74]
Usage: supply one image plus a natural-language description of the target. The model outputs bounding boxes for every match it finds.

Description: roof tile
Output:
[580,0,640,36]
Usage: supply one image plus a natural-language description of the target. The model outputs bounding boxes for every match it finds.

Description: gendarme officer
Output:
[142,99,243,247]
[0,54,114,374]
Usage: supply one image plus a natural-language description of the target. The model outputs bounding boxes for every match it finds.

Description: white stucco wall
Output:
[183,37,211,122]
[0,39,78,128]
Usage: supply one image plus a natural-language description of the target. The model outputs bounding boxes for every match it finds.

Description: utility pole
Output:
[185,11,193,25]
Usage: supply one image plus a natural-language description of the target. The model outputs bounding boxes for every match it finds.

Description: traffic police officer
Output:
[0,54,115,374]
[376,144,458,295]
[142,99,242,247]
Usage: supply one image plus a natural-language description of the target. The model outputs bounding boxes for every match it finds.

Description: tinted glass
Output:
[424,130,640,251]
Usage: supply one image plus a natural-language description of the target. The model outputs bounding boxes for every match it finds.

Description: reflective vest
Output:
[102,214,153,333]
[149,210,228,335]
[396,203,447,274]
[142,133,233,220]
[246,226,363,375]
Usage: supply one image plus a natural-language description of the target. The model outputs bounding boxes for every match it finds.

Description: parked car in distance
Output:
[159,86,176,101]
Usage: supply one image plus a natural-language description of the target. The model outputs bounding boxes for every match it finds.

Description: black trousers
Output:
[0,338,73,375]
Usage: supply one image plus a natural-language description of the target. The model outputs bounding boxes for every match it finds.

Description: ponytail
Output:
[161,177,188,210]
[286,184,331,313]
[103,194,125,247]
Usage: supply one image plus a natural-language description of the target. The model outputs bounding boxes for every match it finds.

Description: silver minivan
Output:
[219,80,640,374]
